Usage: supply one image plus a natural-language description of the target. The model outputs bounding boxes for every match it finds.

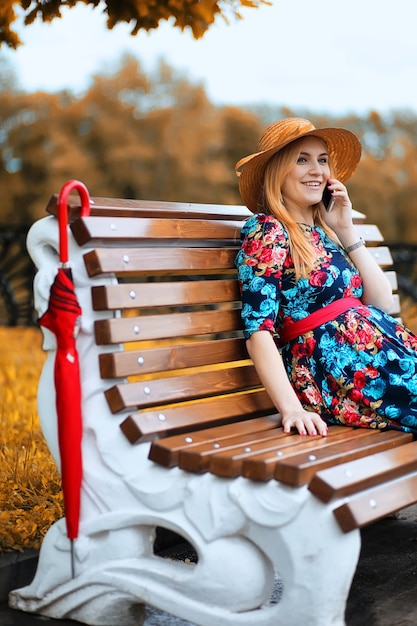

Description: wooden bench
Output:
[10,194,417,626]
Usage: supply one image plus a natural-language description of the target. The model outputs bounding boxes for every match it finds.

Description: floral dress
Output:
[235,213,417,434]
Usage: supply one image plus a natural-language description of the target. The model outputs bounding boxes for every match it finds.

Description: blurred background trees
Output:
[0,52,416,243]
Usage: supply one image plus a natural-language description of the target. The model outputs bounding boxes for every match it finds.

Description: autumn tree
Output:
[2,52,417,244]
[0,0,270,48]
[337,110,417,242]
[0,54,264,222]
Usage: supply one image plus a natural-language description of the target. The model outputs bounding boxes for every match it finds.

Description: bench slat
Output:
[208,427,375,481]
[334,471,417,532]
[84,246,392,280]
[271,430,411,486]
[83,247,238,277]
[47,195,366,223]
[389,293,401,316]
[207,429,410,485]
[367,246,393,267]
[92,279,239,310]
[385,270,398,291]
[355,224,383,244]
[179,428,290,473]
[95,309,242,344]
[105,364,261,413]
[126,389,276,448]
[99,337,248,378]
[123,389,275,447]
[71,216,242,246]
[309,438,417,502]
[73,218,385,250]
[47,195,253,221]
[147,414,279,466]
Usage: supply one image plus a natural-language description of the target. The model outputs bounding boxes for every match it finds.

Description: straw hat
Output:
[235,117,362,212]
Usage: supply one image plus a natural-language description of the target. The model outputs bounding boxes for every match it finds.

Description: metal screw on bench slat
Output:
[110,223,116,231]
[213,443,220,449]
[244,447,251,452]
[185,436,193,443]
[133,325,140,334]
[308,454,317,461]
[137,356,144,366]
[369,499,377,508]
[345,470,353,477]
[129,290,136,299]
[123,255,130,263]
[143,386,151,395]
[276,451,283,457]
[158,414,166,422]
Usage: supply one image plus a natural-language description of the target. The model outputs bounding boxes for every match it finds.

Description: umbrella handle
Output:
[58,180,91,265]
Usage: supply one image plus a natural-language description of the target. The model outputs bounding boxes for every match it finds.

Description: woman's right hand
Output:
[245,331,329,438]
[281,409,328,437]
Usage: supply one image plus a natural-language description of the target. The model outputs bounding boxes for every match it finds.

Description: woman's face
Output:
[281,137,330,209]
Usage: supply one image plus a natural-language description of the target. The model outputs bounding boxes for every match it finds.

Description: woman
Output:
[235,117,417,437]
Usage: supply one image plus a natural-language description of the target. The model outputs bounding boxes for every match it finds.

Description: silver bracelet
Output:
[345,237,365,254]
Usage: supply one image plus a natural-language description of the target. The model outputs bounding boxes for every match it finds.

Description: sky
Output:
[2,0,417,115]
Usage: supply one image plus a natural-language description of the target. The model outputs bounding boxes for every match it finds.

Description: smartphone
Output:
[322,185,335,212]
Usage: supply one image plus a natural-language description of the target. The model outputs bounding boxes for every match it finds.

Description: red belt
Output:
[278,297,363,346]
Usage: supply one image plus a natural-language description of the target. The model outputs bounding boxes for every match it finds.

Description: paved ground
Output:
[345,504,417,626]
[1,504,417,625]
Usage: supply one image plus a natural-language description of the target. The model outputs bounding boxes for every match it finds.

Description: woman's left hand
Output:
[320,178,354,233]
[320,178,394,313]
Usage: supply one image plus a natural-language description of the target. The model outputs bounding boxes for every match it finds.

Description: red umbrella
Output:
[38,180,91,577]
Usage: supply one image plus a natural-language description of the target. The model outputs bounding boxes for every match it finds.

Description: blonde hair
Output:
[262,139,337,280]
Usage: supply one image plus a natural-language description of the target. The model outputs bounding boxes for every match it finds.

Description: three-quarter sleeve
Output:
[235,214,289,339]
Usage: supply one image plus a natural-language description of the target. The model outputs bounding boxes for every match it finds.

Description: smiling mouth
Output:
[303,182,322,188]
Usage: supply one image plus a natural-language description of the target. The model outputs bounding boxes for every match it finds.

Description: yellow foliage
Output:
[0,327,63,553]
[0,0,21,48]
[1,0,272,48]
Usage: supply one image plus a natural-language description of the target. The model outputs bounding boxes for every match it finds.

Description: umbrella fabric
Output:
[38,266,83,542]
[37,178,90,577]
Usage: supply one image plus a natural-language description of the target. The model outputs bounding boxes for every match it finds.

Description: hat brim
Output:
[236,127,362,213]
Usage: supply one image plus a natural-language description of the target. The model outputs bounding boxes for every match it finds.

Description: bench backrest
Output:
[47,195,404,489]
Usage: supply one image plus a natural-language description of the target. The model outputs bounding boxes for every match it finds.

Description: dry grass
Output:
[0,327,63,552]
